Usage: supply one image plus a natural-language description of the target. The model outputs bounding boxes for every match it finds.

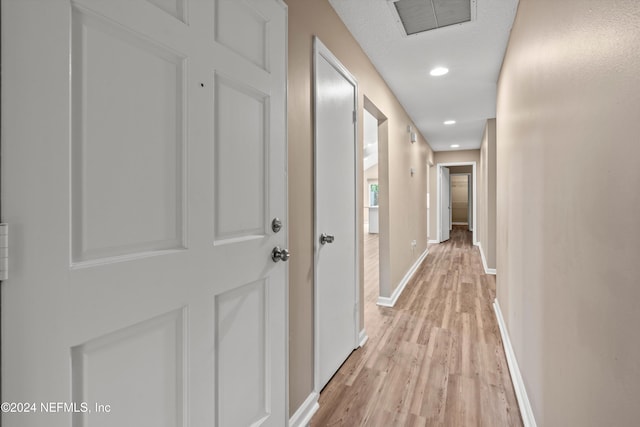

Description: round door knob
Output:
[272,246,291,262]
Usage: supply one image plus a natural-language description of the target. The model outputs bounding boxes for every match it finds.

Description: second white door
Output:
[314,38,359,391]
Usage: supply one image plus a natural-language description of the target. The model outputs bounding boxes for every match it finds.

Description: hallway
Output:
[311,226,522,426]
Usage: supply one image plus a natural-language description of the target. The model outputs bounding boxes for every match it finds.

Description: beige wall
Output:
[496,0,640,425]
[478,119,496,269]
[429,150,480,240]
[286,0,433,414]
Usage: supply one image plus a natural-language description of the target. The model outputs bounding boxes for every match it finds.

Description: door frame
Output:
[437,162,477,244]
[363,96,391,309]
[312,36,360,394]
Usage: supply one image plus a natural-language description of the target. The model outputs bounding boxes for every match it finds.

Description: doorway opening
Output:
[363,107,379,315]
[450,172,472,229]
[436,162,477,244]
[362,97,390,313]
[427,161,433,241]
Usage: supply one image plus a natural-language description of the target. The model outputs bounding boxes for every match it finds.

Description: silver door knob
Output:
[320,233,335,245]
[272,246,290,262]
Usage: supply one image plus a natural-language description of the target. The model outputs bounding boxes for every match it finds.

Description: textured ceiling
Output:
[328,0,519,151]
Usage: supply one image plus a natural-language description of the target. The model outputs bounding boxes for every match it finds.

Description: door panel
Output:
[314,38,358,391]
[216,279,269,427]
[214,75,268,243]
[1,0,287,426]
[147,0,186,22]
[71,309,186,427]
[216,0,270,71]
[71,7,186,264]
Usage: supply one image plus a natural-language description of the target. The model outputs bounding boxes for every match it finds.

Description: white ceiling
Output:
[328,0,519,151]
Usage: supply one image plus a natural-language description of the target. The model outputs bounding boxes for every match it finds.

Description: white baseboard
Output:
[289,391,319,427]
[358,329,369,347]
[452,222,468,225]
[428,239,439,244]
[475,242,496,275]
[493,299,537,427]
[377,248,429,307]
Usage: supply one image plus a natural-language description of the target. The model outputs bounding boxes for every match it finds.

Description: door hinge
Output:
[353,110,357,123]
[0,223,7,281]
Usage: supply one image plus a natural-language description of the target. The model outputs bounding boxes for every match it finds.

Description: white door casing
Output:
[441,166,451,242]
[313,37,359,392]
[2,0,287,426]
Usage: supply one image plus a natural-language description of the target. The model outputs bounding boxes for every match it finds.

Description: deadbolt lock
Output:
[272,218,283,233]
[320,233,335,245]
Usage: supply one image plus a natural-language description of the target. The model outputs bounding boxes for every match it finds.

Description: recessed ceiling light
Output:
[444,120,456,125]
[451,144,460,148]
[430,67,449,76]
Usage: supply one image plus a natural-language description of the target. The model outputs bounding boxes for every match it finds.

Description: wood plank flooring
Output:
[310,226,522,426]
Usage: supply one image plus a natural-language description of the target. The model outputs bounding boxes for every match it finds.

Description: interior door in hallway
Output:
[1,0,287,425]
[441,166,451,241]
[314,37,359,391]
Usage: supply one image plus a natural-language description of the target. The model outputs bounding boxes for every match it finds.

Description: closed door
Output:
[2,0,287,426]
[314,38,358,391]
[441,166,451,241]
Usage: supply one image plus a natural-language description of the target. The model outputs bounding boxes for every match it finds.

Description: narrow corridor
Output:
[311,226,522,426]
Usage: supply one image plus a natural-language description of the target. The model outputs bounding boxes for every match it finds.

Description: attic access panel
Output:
[391,0,476,36]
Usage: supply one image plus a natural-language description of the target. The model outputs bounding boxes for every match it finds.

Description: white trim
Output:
[312,36,360,394]
[475,242,496,275]
[377,247,428,307]
[493,299,538,427]
[358,329,369,347]
[282,5,290,422]
[289,392,319,427]
[436,162,477,245]
[428,239,440,244]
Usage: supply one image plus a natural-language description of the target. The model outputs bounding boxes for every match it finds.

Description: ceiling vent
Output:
[388,0,477,36]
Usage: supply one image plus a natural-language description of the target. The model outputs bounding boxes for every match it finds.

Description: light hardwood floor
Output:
[310,226,522,426]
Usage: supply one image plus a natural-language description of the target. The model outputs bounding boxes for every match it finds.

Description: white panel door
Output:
[441,166,451,242]
[314,38,358,391]
[1,1,287,426]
